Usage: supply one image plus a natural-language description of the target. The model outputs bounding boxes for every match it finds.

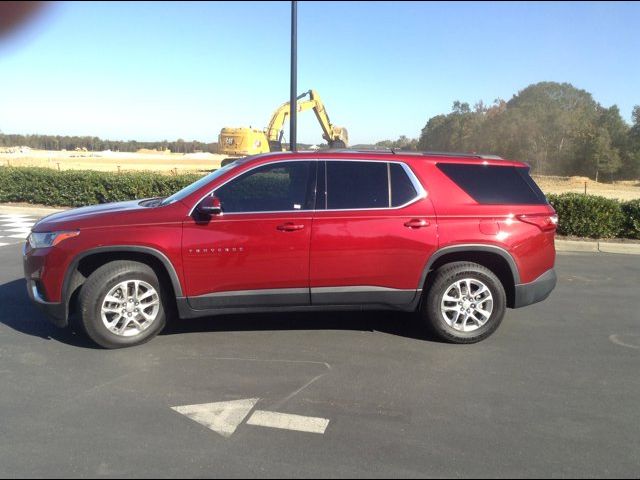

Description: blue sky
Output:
[1,1,639,145]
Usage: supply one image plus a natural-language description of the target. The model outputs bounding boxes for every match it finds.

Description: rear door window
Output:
[326,161,389,209]
[436,163,548,205]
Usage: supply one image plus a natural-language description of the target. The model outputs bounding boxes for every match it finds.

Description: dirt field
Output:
[0,148,226,174]
[2,149,639,200]
[532,175,640,201]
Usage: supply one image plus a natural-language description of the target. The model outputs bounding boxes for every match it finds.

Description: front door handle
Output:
[404,219,430,229]
[277,222,305,232]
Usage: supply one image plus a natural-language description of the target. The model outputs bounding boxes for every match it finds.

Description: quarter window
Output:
[215,161,315,213]
[390,163,418,207]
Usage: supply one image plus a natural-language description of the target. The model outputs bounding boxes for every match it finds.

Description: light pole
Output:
[289,0,297,151]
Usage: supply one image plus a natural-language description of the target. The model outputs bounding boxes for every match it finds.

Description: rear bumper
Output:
[513,269,557,308]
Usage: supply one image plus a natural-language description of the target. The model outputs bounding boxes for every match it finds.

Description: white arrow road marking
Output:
[247,410,330,434]
[171,398,259,438]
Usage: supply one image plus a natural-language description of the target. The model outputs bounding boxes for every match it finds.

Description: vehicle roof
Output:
[244,150,526,167]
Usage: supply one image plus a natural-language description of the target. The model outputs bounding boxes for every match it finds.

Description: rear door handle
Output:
[277,222,305,232]
[404,219,429,229]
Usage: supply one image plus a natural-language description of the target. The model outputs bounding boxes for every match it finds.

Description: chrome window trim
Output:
[188,158,428,217]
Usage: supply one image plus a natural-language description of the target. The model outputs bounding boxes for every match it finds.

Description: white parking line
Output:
[247,410,330,434]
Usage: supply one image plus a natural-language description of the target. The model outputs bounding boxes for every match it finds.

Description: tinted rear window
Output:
[436,163,547,205]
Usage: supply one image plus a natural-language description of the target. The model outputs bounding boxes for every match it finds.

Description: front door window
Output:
[215,161,316,213]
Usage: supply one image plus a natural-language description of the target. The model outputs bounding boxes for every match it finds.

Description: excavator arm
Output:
[264,91,309,145]
[307,89,348,147]
[264,90,348,149]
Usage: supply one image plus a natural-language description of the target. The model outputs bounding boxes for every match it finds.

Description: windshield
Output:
[160,159,245,206]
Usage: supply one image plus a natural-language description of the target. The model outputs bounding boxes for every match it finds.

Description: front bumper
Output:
[25,278,67,327]
[23,244,68,328]
[513,268,557,308]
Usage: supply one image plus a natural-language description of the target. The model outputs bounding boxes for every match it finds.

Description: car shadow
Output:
[0,278,96,348]
[161,308,436,342]
[0,278,439,348]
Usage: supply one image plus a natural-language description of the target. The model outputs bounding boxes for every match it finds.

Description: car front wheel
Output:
[78,260,167,349]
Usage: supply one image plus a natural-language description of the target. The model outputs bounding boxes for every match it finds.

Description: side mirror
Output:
[197,195,222,215]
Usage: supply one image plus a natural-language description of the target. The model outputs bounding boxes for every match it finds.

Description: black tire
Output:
[422,261,506,344]
[78,260,167,349]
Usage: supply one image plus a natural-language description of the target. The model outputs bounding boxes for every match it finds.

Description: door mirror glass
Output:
[197,195,222,215]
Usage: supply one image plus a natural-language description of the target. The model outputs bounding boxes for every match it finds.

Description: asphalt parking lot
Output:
[1,240,639,478]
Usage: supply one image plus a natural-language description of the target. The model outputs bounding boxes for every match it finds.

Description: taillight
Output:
[517,214,558,232]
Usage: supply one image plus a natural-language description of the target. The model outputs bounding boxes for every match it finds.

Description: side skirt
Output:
[177,287,422,319]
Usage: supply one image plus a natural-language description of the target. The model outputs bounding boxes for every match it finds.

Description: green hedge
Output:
[547,193,625,239]
[621,199,640,239]
[546,194,640,239]
[0,167,202,207]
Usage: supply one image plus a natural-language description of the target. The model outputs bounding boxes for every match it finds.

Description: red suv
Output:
[24,151,557,348]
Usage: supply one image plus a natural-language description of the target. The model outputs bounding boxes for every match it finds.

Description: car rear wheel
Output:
[78,260,167,349]
[422,262,506,343]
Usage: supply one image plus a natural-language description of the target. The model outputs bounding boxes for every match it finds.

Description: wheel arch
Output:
[420,245,519,308]
[62,246,183,324]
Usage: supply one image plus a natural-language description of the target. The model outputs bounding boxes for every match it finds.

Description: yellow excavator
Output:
[218,89,348,157]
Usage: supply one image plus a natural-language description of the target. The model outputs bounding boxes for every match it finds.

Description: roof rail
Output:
[324,148,395,154]
[419,151,503,160]
[299,148,503,160]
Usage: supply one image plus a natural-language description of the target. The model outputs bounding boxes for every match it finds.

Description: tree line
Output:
[376,82,640,180]
[0,134,219,154]
[3,82,639,179]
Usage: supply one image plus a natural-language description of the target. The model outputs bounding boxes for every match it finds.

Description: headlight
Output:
[27,231,80,249]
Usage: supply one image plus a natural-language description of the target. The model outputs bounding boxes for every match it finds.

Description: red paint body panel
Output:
[181,212,312,296]
[24,150,556,315]
[26,201,186,302]
[413,162,556,283]
[310,207,437,290]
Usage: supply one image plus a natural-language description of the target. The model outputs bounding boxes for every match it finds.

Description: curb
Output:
[556,239,640,255]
